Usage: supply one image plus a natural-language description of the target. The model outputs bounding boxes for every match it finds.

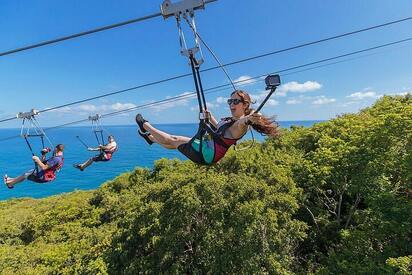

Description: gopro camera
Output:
[265,74,281,90]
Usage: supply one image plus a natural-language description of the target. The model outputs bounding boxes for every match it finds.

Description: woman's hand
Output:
[246,112,263,125]
[204,110,218,127]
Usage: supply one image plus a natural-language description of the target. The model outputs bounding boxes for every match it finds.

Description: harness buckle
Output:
[199,111,210,120]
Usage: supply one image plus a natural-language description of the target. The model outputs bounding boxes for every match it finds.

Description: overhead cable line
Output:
[201,15,412,71]
[1,36,411,143]
[0,0,219,58]
[0,16,411,123]
[0,13,161,58]
[47,36,412,116]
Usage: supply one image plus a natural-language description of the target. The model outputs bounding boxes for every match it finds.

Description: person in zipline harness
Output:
[73,135,117,171]
[3,144,65,189]
[136,90,278,165]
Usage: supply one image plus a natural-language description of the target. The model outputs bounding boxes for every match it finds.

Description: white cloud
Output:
[45,102,138,115]
[391,91,411,96]
[266,99,279,106]
[277,81,322,96]
[111,102,137,111]
[216,96,227,104]
[248,90,280,108]
[78,104,98,112]
[286,99,303,105]
[233,75,257,86]
[149,92,195,112]
[45,106,72,113]
[312,96,336,105]
[346,91,379,100]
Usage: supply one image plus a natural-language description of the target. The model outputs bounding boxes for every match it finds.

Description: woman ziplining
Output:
[73,114,118,171]
[136,87,279,165]
[3,109,65,188]
[136,3,281,165]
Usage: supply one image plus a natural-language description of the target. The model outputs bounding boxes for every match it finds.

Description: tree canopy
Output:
[0,95,410,274]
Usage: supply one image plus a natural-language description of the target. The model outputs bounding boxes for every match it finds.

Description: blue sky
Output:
[0,0,411,128]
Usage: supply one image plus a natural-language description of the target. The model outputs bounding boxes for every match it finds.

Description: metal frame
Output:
[16,109,44,138]
[16,109,53,170]
[89,114,105,145]
[161,0,205,64]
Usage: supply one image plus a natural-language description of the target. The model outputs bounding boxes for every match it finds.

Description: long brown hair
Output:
[231,90,279,137]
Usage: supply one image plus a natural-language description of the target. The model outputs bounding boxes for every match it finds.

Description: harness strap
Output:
[94,130,101,145]
[189,54,205,114]
[23,135,39,173]
[195,61,207,113]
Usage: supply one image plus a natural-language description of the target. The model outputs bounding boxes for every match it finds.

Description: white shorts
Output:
[23,169,36,179]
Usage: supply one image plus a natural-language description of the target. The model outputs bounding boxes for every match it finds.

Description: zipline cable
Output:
[0,13,161,58]
[1,36,411,142]
[0,17,411,123]
[72,36,412,116]
[184,16,236,90]
[0,0,219,58]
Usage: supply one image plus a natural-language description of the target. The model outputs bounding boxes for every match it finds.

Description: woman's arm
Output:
[87,147,100,151]
[32,156,49,170]
[228,116,250,139]
[228,112,262,139]
[100,142,116,151]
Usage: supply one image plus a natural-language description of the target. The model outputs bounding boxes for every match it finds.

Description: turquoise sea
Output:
[0,121,321,200]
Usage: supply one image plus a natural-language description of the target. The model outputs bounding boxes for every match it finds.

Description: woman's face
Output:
[228,93,248,118]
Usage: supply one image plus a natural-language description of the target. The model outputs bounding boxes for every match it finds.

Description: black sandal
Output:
[73,164,84,171]
[135,114,148,133]
[138,130,154,145]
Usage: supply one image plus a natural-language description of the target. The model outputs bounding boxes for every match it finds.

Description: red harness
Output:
[42,156,64,182]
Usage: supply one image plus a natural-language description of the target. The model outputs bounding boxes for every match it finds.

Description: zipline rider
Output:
[4,144,65,189]
[136,89,279,165]
[74,135,117,171]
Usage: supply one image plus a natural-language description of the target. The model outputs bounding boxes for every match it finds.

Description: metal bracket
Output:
[16,109,39,119]
[161,0,205,19]
[161,0,206,64]
[88,114,101,122]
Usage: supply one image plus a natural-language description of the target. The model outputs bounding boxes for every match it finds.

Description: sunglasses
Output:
[227,98,244,105]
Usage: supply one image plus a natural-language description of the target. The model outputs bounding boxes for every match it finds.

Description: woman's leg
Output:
[143,133,175,149]
[5,170,31,187]
[80,158,94,170]
[143,122,190,149]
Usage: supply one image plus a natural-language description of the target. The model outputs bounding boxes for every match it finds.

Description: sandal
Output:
[135,114,148,133]
[138,130,154,145]
[73,164,84,171]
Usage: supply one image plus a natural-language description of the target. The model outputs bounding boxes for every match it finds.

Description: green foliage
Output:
[386,255,412,274]
[107,160,306,274]
[0,95,410,274]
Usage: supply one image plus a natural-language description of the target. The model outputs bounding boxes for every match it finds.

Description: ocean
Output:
[0,121,321,200]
